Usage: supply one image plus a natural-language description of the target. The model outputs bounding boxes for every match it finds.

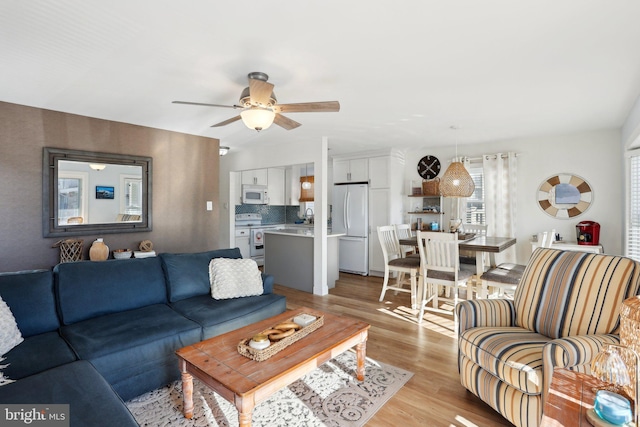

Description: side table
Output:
[541,368,608,426]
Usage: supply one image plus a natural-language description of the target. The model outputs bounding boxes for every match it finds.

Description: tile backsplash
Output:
[235,204,331,225]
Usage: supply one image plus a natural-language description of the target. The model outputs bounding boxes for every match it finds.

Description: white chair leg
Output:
[418,279,428,324]
[379,268,390,302]
[410,270,417,309]
[394,272,405,295]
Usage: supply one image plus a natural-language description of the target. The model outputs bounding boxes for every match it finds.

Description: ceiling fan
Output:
[172,72,340,131]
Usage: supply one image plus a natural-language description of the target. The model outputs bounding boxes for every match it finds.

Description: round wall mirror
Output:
[537,173,592,219]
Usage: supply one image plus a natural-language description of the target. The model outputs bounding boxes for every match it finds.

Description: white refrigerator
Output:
[333,183,369,275]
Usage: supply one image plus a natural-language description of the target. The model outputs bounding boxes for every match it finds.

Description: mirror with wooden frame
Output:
[43,147,152,237]
[537,173,592,219]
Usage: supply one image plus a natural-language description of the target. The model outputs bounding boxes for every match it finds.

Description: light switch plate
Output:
[206,201,213,211]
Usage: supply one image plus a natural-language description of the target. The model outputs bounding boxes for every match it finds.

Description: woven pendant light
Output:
[440,161,475,197]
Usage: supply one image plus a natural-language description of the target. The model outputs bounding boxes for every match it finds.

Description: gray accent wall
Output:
[0,101,220,272]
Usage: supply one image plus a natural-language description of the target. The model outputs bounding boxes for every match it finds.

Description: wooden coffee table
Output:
[175,307,370,427]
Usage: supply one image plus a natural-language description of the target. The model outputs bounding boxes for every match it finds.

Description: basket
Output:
[422,178,441,196]
[53,239,83,263]
[237,314,324,362]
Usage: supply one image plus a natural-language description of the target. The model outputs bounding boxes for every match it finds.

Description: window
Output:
[464,161,485,225]
[58,171,88,224]
[627,151,640,261]
[120,175,143,215]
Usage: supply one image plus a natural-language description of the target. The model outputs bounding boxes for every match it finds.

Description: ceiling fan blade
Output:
[273,114,301,130]
[249,78,275,107]
[173,101,242,109]
[273,101,340,114]
[211,115,242,127]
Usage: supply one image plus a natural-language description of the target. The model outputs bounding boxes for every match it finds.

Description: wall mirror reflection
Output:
[537,173,592,219]
[44,148,152,237]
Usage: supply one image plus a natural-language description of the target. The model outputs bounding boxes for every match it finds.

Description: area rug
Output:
[126,350,413,427]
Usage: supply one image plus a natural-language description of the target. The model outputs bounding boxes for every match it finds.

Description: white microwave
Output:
[242,185,268,204]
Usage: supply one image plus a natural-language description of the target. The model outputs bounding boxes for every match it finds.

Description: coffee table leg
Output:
[181,371,194,419]
[239,411,252,427]
[356,341,366,381]
[237,396,254,427]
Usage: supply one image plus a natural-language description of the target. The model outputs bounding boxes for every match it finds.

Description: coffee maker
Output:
[576,221,600,246]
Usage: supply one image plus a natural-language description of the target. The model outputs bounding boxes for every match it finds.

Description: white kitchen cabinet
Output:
[267,168,285,205]
[368,188,390,274]
[333,158,368,183]
[234,228,251,259]
[285,166,301,206]
[241,169,268,186]
[368,156,390,189]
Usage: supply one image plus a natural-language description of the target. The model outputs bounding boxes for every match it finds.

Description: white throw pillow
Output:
[0,295,23,357]
[209,258,263,300]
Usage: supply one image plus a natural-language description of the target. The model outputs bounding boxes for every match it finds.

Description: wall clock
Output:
[417,155,441,180]
[537,173,593,219]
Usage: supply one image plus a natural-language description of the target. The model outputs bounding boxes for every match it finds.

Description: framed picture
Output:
[95,186,114,200]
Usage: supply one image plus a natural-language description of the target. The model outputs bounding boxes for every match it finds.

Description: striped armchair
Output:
[456,248,640,427]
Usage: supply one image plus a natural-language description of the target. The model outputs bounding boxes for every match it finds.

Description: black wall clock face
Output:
[417,155,441,179]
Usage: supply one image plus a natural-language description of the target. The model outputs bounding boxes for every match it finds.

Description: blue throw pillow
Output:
[160,248,242,302]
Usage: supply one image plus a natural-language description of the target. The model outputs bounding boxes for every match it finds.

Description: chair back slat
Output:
[377,225,402,262]
[417,231,458,273]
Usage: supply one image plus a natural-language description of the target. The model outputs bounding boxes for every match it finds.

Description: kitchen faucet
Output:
[305,208,314,224]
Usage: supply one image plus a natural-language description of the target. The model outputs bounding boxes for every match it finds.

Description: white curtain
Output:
[483,152,517,263]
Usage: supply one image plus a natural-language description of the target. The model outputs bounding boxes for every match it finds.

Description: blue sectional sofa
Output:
[0,248,286,426]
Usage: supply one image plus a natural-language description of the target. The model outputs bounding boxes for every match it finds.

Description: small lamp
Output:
[240,107,275,131]
[590,344,637,426]
[589,296,640,426]
[620,296,640,426]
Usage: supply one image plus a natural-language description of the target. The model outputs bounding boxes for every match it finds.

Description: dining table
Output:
[398,234,517,278]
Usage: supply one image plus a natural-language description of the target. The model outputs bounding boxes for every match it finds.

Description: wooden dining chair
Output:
[377,225,421,309]
[416,230,475,321]
[459,223,488,265]
[478,229,544,299]
[394,223,416,256]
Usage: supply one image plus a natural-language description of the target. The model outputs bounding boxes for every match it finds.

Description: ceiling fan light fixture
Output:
[240,107,275,131]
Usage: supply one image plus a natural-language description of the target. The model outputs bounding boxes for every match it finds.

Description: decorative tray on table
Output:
[458,233,476,241]
[237,313,324,362]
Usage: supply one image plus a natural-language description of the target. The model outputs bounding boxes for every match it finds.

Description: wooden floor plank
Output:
[273,272,514,427]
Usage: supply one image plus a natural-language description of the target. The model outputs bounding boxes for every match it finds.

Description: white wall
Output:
[623,94,640,149]
[404,129,623,263]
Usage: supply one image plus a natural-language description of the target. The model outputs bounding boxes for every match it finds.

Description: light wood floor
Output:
[273,273,515,427]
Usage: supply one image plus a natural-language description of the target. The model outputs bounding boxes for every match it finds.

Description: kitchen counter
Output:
[263,230,343,293]
[264,228,343,238]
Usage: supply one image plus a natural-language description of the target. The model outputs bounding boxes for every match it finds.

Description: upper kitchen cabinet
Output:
[285,166,300,206]
[333,158,368,183]
[241,169,268,186]
[267,168,285,205]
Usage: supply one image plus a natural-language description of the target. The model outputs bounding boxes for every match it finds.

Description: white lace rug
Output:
[126,350,412,427]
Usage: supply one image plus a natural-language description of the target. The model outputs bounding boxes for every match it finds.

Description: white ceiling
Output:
[2,1,640,156]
